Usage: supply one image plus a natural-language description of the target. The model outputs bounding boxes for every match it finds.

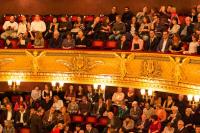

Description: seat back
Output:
[105,40,117,49]
[92,40,104,49]
[86,116,97,124]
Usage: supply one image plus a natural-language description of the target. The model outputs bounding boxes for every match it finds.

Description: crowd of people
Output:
[0,4,200,54]
[0,84,200,133]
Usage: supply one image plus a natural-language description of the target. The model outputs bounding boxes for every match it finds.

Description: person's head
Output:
[185,17,191,25]
[153,15,160,23]
[132,101,138,107]
[128,88,134,93]
[94,16,100,23]
[160,6,166,13]
[198,13,200,22]
[9,16,15,23]
[50,106,55,113]
[45,95,50,102]
[177,120,184,129]
[6,104,12,111]
[21,15,26,22]
[131,16,136,24]
[78,85,83,91]
[145,102,150,109]
[120,34,126,42]
[87,85,93,92]
[172,17,178,25]
[106,99,112,106]
[37,108,45,116]
[44,84,49,90]
[3,97,10,104]
[60,106,66,113]
[172,34,180,44]
[124,7,130,13]
[53,95,59,102]
[171,7,177,13]
[196,125,200,133]
[53,30,60,39]
[197,4,200,13]
[98,98,103,104]
[107,112,114,119]
[149,30,155,38]
[71,96,76,102]
[82,96,87,103]
[75,124,81,131]
[86,123,92,131]
[19,104,25,112]
[143,6,148,13]
[77,16,82,23]
[185,108,192,116]
[79,130,85,133]
[192,33,199,42]
[151,115,158,122]
[167,5,173,13]
[61,17,67,22]
[69,85,74,91]
[178,94,184,101]
[117,87,122,93]
[116,15,122,23]
[78,31,84,39]
[162,31,169,39]
[52,17,57,23]
[166,122,172,128]
[171,106,178,114]
[111,6,117,14]
[141,114,147,121]
[66,32,72,40]
[143,16,149,23]
[34,15,41,21]
[133,32,140,39]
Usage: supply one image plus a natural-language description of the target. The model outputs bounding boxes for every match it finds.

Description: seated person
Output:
[117,34,130,50]
[131,32,144,51]
[1,16,18,40]
[58,16,72,38]
[194,13,200,36]
[169,34,184,53]
[31,86,41,101]
[79,96,91,115]
[62,32,75,49]
[86,16,102,40]
[75,31,90,48]
[49,31,63,48]
[112,87,125,105]
[157,31,173,53]
[17,15,30,36]
[183,33,199,54]
[99,16,111,41]
[109,15,126,40]
[30,31,45,48]
[179,17,194,42]
[30,15,46,33]
[67,97,79,114]
[169,17,180,35]
[2,104,15,123]
[52,95,64,111]
[139,16,151,41]
[45,17,59,39]
[122,116,134,132]
[17,32,30,48]
[71,16,85,35]
[14,104,29,130]
[144,30,160,52]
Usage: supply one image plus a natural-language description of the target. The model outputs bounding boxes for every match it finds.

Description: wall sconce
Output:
[51,81,65,91]
[140,88,154,102]
[8,80,21,91]
[188,94,200,106]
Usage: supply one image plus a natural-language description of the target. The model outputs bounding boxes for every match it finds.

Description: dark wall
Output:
[0,0,199,15]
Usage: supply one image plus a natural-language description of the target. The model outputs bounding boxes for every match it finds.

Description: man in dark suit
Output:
[1,104,15,125]
[117,34,130,50]
[14,104,29,131]
[40,95,53,111]
[157,31,173,53]
[85,123,99,133]
[175,120,189,133]
[107,112,122,131]
[144,30,160,52]
[179,17,194,42]
[30,108,44,133]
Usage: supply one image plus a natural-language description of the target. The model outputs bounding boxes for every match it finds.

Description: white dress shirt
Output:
[30,20,46,32]
[20,111,25,123]
[7,111,12,120]
[17,22,28,35]
[3,21,18,31]
[161,39,168,52]
[53,100,64,110]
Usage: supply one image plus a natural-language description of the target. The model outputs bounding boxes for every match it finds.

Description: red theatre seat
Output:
[97,116,109,126]
[71,115,84,123]
[105,40,117,49]
[44,15,54,23]
[20,128,30,133]
[0,39,5,48]
[10,39,19,48]
[84,15,94,22]
[70,16,78,22]
[31,15,43,21]
[182,42,189,51]
[92,40,104,49]
[86,116,97,124]
[4,15,13,22]
[11,96,19,103]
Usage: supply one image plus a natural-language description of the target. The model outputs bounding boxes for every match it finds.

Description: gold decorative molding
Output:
[0,49,199,95]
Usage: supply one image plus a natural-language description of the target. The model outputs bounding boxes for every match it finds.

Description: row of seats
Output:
[0,39,131,50]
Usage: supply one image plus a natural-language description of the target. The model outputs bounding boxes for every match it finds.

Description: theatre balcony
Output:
[0,49,200,95]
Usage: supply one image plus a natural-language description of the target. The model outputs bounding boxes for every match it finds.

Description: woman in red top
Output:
[149,115,161,133]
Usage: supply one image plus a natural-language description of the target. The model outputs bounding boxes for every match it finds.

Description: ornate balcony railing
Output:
[0,49,200,95]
